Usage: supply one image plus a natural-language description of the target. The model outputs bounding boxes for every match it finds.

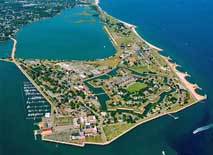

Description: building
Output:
[73,118,80,128]
[41,128,53,135]
[57,63,73,71]
[87,116,97,124]
[80,116,87,124]
[115,76,136,87]
[70,131,85,140]
[83,126,98,136]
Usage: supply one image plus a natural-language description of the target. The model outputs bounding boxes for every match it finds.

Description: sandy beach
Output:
[110,18,162,52]
[162,56,207,101]
[132,27,163,51]
[97,0,204,102]
[97,0,163,52]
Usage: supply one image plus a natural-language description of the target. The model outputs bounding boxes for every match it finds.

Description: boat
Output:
[193,124,213,134]
[162,150,166,155]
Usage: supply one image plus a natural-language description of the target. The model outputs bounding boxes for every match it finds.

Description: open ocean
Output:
[0,0,213,155]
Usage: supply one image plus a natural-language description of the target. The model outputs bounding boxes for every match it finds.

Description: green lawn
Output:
[85,135,103,143]
[127,82,147,93]
[130,65,149,73]
[54,116,73,126]
[74,19,96,24]
[103,123,135,141]
[78,11,93,17]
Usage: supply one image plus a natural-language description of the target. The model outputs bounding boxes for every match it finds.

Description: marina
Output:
[23,81,51,120]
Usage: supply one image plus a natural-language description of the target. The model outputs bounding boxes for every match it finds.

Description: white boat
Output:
[193,124,213,134]
[162,150,166,155]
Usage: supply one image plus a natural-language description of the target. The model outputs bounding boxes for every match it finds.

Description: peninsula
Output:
[1,0,207,147]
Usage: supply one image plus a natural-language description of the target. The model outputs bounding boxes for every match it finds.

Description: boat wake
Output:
[162,150,166,155]
[193,124,213,134]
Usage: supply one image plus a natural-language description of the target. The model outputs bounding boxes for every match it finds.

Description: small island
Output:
[1,0,206,147]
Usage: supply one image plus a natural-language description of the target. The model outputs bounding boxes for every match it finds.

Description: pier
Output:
[34,130,40,140]
[167,113,179,120]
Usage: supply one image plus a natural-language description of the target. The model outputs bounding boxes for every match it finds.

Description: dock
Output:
[34,130,40,140]
[168,113,179,120]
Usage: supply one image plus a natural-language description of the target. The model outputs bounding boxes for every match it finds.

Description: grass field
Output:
[85,135,103,143]
[103,123,135,141]
[78,11,93,17]
[130,65,149,73]
[54,116,73,126]
[74,19,96,24]
[127,82,147,93]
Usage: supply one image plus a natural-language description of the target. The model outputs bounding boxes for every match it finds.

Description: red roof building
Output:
[41,128,53,135]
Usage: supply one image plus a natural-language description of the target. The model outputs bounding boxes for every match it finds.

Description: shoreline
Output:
[103,26,118,46]
[96,0,205,100]
[132,27,163,51]
[96,0,163,52]
[42,98,205,147]
[4,0,207,147]
[160,55,207,101]
[10,37,17,61]
[95,1,206,101]
[9,38,58,114]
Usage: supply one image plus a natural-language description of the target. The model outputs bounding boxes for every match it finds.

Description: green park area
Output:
[127,82,147,93]
[130,65,149,73]
[54,116,73,126]
[103,123,135,141]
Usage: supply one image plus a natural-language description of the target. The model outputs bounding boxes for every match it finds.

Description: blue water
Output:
[0,40,13,58]
[100,0,213,154]
[0,6,115,60]
[193,123,213,134]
